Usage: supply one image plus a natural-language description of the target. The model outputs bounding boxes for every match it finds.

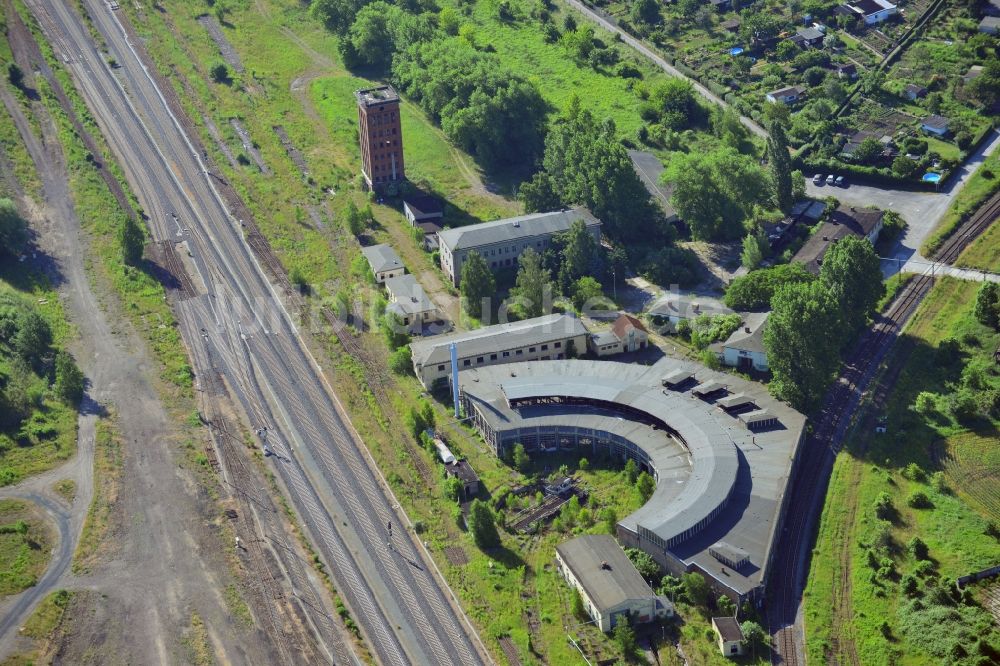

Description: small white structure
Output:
[361,244,405,283]
[555,534,673,632]
[766,85,805,104]
[384,274,439,334]
[433,436,456,464]
[721,312,769,373]
[844,0,897,24]
[712,617,745,657]
[920,115,950,137]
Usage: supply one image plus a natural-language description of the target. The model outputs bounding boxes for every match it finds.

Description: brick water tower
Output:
[355,85,405,194]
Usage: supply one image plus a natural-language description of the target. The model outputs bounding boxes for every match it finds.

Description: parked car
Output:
[835,175,846,187]
[826,174,836,185]
[813,173,824,185]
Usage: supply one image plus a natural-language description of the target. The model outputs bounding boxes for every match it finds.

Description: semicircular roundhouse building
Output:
[458,358,807,603]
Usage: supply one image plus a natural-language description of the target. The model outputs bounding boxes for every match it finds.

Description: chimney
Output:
[601,561,610,570]
[745,327,751,333]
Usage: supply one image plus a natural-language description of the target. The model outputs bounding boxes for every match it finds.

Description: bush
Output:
[902,463,926,482]
[907,491,933,509]
[908,536,929,560]
[210,62,232,84]
[873,492,894,520]
[388,346,413,375]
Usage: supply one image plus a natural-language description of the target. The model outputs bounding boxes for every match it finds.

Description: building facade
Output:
[555,535,673,632]
[409,313,589,389]
[355,86,405,192]
[437,208,601,286]
[361,244,405,283]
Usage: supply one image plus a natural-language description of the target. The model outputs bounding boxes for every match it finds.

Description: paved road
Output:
[27,1,488,663]
[805,128,1000,275]
[562,0,767,139]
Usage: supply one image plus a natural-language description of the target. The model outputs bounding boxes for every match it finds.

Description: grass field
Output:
[0,499,53,596]
[804,277,1000,665]
[922,146,1000,257]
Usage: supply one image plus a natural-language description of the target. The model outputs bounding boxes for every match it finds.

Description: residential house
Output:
[555,535,674,632]
[834,62,858,79]
[792,205,884,273]
[385,274,439,334]
[408,313,589,389]
[843,0,898,24]
[766,85,805,104]
[648,293,734,331]
[712,617,746,657]
[361,244,405,283]
[720,312,769,372]
[904,83,927,100]
[979,16,1000,34]
[589,314,649,357]
[437,208,602,286]
[920,114,950,136]
[795,26,825,47]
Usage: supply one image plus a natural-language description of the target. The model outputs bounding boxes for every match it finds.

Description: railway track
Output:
[769,176,1000,665]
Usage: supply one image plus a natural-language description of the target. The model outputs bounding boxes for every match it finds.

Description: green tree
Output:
[665,147,769,241]
[388,346,413,375]
[765,280,843,409]
[717,595,736,616]
[636,471,655,502]
[311,0,374,33]
[513,442,530,473]
[343,201,366,236]
[444,476,463,503]
[460,251,496,321]
[681,572,710,607]
[517,172,561,213]
[572,276,605,311]
[623,458,638,484]
[741,226,768,269]
[14,307,52,368]
[0,198,28,256]
[7,63,24,90]
[380,310,410,350]
[853,136,883,165]
[601,506,617,535]
[557,219,600,289]
[892,156,920,179]
[973,282,1000,329]
[468,498,500,548]
[613,621,637,658]
[630,0,660,24]
[209,62,232,84]
[649,78,700,131]
[54,350,85,406]
[625,547,660,580]
[765,116,794,212]
[119,214,145,266]
[740,620,768,649]
[714,108,754,155]
[725,262,815,310]
[510,248,552,318]
[819,235,884,334]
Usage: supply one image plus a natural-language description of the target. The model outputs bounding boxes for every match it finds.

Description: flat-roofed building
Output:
[555,534,673,632]
[385,274,439,334]
[438,208,601,286]
[361,244,405,283]
[409,313,588,389]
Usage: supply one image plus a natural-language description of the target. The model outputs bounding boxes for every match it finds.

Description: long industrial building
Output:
[457,359,806,602]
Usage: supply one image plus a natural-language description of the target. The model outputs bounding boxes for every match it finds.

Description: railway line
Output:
[767,191,999,664]
[23,0,489,662]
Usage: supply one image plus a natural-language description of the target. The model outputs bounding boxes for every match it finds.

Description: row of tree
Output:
[763,236,883,409]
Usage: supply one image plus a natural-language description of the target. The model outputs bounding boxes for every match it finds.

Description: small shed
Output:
[920,115,950,136]
[904,83,927,100]
[712,617,745,657]
[445,460,480,501]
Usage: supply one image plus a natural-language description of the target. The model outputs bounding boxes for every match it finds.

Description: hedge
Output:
[796,155,942,190]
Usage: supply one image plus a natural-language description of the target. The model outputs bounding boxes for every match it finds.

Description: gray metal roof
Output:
[556,535,657,612]
[410,313,588,368]
[713,616,744,642]
[361,244,403,274]
[437,207,600,252]
[385,274,434,316]
[723,312,769,355]
[458,358,807,596]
